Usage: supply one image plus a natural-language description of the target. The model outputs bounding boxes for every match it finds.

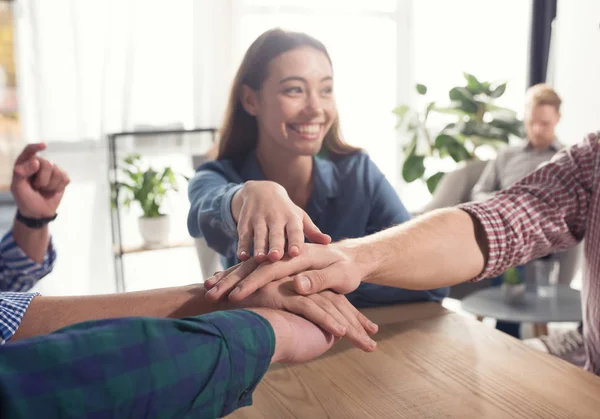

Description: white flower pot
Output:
[138,215,170,247]
[501,282,526,305]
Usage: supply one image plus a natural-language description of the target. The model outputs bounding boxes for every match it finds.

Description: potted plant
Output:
[393,73,524,194]
[501,266,526,305]
[117,154,186,247]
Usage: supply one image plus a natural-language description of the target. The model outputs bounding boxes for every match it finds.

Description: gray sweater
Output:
[471,140,562,202]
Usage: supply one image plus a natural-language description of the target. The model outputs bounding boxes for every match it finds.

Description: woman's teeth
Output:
[291,124,321,135]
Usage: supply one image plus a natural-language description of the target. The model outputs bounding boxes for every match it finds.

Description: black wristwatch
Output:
[16,210,57,229]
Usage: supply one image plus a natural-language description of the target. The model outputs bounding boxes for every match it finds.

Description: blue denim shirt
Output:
[188,151,448,307]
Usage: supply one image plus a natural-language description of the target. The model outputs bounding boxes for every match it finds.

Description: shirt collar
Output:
[522,138,563,152]
[239,151,338,193]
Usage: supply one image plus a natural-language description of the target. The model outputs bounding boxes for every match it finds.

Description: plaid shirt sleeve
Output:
[0,309,275,419]
[0,229,56,291]
[459,132,598,280]
[0,229,56,343]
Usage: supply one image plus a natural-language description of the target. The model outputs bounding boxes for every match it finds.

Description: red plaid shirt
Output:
[460,132,600,375]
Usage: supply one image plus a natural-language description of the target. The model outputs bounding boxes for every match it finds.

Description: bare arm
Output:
[11,282,377,351]
[212,207,488,301]
[11,285,214,340]
[11,222,50,264]
[214,136,596,300]
[351,208,488,289]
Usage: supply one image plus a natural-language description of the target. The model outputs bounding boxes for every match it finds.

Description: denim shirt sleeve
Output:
[364,157,411,234]
[187,165,243,258]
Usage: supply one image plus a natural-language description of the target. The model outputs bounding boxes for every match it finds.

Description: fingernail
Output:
[256,251,265,257]
[268,249,279,256]
[290,245,299,254]
[337,325,346,335]
[213,271,221,277]
[239,251,248,258]
[230,288,240,297]
[297,275,311,292]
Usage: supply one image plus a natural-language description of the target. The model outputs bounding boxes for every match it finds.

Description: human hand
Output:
[205,242,365,302]
[11,143,70,218]
[248,308,339,364]
[231,180,331,263]
[233,277,377,352]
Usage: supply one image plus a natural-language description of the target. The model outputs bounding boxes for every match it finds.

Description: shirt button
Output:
[239,389,250,401]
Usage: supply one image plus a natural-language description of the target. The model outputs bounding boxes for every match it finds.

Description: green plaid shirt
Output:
[0,309,274,418]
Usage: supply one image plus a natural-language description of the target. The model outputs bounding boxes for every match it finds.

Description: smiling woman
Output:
[218,29,359,162]
[187,28,448,310]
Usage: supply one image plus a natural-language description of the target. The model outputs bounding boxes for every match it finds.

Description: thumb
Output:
[13,158,40,179]
[302,213,331,244]
[293,266,359,295]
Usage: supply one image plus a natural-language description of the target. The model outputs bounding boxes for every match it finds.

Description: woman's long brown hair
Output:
[216,28,360,161]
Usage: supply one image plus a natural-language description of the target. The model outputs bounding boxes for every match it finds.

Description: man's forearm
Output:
[11,284,237,341]
[12,220,50,264]
[351,208,488,289]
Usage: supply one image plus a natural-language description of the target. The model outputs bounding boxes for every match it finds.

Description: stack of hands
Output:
[208,180,377,354]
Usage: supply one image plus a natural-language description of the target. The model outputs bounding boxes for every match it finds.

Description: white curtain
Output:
[14,0,198,145]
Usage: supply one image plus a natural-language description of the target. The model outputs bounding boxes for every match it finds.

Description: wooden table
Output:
[227,303,600,418]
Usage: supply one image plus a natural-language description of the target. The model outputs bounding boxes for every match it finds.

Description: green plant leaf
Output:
[432,105,468,117]
[402,152,425,183]
[489,82,507,98]
[481,81,491,94]
[463,73,484,94]
[392,104,410,118]
[486,103,517,117]
[435,134,471,162]
[416,83,427,95]
[449,87,473,102]
[489,117,524,138]
[424,101,436,120]
[448,88,478,114]
[426,172,445,194]
[123,154,141,165]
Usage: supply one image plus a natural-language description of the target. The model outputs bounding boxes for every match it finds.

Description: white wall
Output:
[552,0,600,145]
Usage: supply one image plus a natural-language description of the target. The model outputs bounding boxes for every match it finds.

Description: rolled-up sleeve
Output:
[0,230,55,292]
[0,292,39,344]
[0,230,54,344]
[459,134,596,281]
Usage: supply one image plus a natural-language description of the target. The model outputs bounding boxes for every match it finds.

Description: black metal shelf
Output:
[107,127,217,292]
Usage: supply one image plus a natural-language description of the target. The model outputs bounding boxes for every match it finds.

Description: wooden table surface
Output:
[227,302,600,419]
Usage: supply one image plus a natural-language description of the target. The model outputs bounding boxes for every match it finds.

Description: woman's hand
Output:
[238,277,378,352]
[204,242,365,302]
[231,180,331,263]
